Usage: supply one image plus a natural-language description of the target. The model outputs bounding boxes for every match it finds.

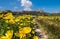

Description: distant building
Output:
[36,9,44,13]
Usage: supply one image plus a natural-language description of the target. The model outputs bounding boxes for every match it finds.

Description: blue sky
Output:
[0,0,60,13]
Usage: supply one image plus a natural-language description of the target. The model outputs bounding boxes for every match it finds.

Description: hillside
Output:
[0,10,60,39]
[0,10,60,16]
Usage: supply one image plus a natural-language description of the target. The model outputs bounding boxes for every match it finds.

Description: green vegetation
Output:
[0,10,60,39]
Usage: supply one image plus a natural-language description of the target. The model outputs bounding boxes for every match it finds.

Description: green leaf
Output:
[0,29,4,36]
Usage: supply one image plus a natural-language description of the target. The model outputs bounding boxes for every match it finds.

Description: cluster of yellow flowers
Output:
[2,13,33,24]
[15,27,32,39]
[0,30,13,39]
[0,13,38,39]
[38,16,60,20]
[38,16,60,24]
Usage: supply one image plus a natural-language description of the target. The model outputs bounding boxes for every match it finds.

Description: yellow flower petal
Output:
[23,27,31,34]
[33,36,38,39]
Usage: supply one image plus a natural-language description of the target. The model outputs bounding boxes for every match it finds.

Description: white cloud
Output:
[21,0,32,11]
[21,0,32,7]
[24,7,32,11]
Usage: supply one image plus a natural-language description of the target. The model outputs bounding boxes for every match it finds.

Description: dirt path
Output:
[33,18,48,39]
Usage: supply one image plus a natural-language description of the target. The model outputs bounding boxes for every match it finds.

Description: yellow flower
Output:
[23,27,31,34]
[25,15,32,19]
[15,32,19,37]
[3,13,14,19]
[0,14,3,18]
[5,20,9,23]
[15,18,20,22]
[9,19,15,24]
[0,36,7,39]
[33,36,38,39]
[32,31,35,34]
[20,23,23,25]
[15,30,26,39]
[5,19,15,24]
[5,30,13,39]
[17,16,25,19]
[0,30,13,39]
[27,21,30,22]
[0,36,11,39]
[19,31,26,39]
